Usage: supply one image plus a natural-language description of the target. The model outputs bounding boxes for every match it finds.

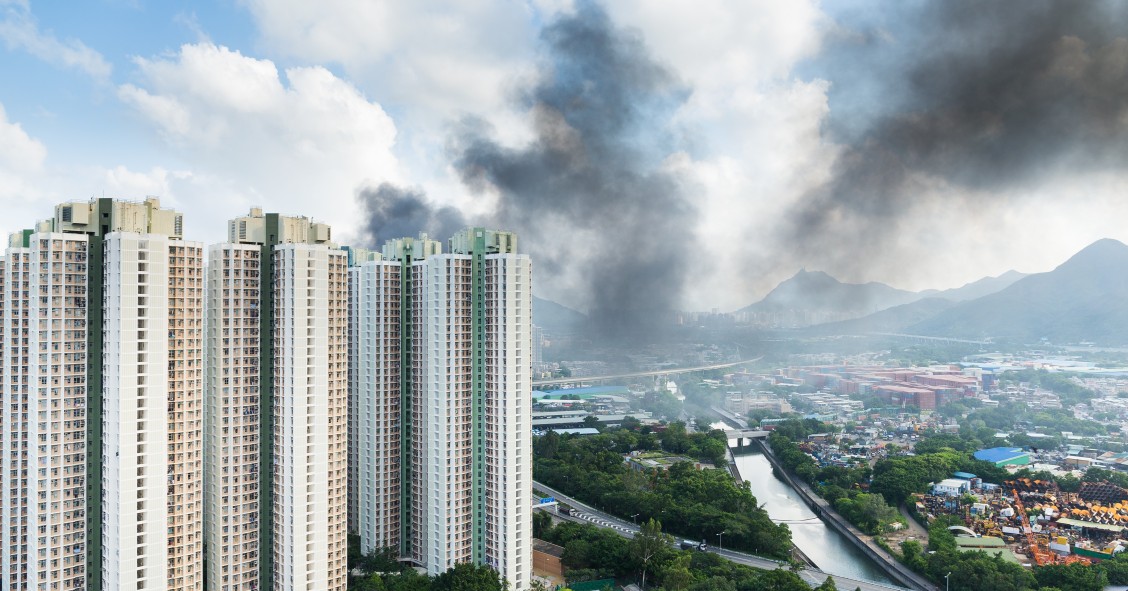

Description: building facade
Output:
[205,209,348,591]
[0,198,203,591]
[349,229,531,589]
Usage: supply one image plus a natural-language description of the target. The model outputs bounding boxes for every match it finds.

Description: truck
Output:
[558,506,572,516]
[680,539,707,551]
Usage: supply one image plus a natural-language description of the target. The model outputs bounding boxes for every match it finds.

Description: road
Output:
[534,481,913,591]
[531,357,763,386]
[868,333,990,346]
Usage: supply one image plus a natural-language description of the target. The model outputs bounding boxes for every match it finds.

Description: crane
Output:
[1012,489,1091,566]
[1013,488,1055,566]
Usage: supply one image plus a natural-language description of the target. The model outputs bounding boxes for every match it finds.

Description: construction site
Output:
[915,475,1128,567]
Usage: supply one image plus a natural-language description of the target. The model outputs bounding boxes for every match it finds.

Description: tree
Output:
[631,518,673,589]
[689,576,737,591]
[357,545,405,574]
[900,540,926,573]
[853,493,900,533]
[429,562,507,591]
[660,422,691,454]
[1105,551,1128,584]
[696,437,728,468]
[1034,562,1108,591]
[658,553,693,591]
[354,575,387,591]
[536,430,560,459]
[814,576,838,591]
[383,570,431,591]
[644,390,683,421]
[533,509,553,540]
[753,569,813,591]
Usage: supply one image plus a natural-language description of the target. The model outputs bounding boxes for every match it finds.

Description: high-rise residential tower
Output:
[349,229,532,589]
[205,209,348,591]
[0,197,203,591]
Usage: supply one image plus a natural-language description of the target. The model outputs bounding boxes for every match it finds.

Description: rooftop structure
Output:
[974,447,1032,467]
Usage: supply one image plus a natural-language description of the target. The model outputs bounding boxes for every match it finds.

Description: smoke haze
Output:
[359,1,696,336]
[356,0,1128,325]
[452,1,695,336]
[358,182,468,247]
[782,1,1128,279]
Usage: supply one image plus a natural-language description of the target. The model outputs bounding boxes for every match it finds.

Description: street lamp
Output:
[717,531,725,551]
[631,513,640,525]
[945,571,951,591]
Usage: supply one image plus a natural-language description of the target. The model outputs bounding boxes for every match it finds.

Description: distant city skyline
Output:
[2,1,1127,315]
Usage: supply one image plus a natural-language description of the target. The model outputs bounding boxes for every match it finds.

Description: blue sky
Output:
[2,2,248,159]
[2,0,1127,312]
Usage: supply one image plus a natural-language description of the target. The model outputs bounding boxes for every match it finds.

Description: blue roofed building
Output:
[974,447,1032,467]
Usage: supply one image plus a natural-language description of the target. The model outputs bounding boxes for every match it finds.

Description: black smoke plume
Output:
[358,182,467,246]
[784,1,1128,278]
[357,1,695,337]
[451,1,695,338]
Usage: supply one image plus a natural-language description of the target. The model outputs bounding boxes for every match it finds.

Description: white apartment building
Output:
[349,248,412,555]
[205,210,347,591]
[1,232,90,591]
[350,229,531,589]
[204,243,261,591]
[480,250,532,588]
[0,198,202,591]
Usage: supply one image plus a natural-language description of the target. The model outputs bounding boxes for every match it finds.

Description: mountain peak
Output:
[739,269,920,326]
[909,237,1128,344]
[787,268,837,284]
[1058,238,1128,268]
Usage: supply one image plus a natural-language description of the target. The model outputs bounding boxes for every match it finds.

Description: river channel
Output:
[731,449,895,585]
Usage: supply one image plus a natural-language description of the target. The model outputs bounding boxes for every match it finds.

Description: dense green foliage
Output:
[347,537,508,591]
[540,517,813,591]
[1001,369,1099,407]
[964,401,1104,439]
[1081,467,1128,490]
[765,422,1128,591]
[894,515,1128,591]
[534,426,793,559]
[867,433,1009,506]
[640,389,684,421]
[767,420,902,535]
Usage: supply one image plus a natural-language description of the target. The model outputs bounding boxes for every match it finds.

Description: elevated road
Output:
[532,356,763,387]
[533,481,914,591]
[869,332,990,346]
[725,429,770,440]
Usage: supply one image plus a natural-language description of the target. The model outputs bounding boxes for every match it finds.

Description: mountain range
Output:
[532,296,587,335]
[736,268,1027,330]
[907,239,1128,344]
[533,238,1128,345]
[737,269,923,322]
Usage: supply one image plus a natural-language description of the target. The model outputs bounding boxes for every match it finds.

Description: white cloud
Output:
[0,2,111,79]
[0,103,203,243]
[831,173,1128,294]
[117,42,402,246]
[0,102,45,172]
[0,102,57,240]
[240,0,539,119]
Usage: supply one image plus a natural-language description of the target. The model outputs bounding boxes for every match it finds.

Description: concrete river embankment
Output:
[732,442,936,591]
[730,448,898,586]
